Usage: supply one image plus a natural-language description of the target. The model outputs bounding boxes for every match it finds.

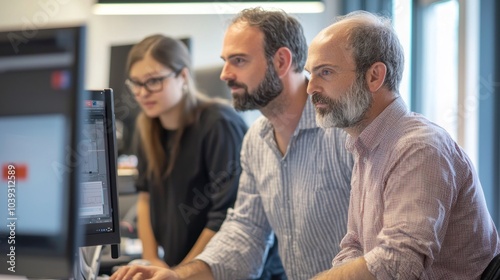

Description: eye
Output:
[145,77,163,87]
[230,57,246,66]
[319,68,332,77]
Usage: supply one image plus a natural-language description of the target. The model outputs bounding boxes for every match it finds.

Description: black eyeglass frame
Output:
[125,70,180,96]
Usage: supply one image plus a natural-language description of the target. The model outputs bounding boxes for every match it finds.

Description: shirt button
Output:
[363,158,368,163]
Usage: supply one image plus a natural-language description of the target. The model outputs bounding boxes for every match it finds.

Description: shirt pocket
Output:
[311,145,347,193]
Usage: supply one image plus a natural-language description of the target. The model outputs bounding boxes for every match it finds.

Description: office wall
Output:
[85,1,339,89]
[0,0,339,89]
[0,0,92,31]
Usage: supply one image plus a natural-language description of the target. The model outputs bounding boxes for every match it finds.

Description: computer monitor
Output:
[81,89,121,251]
[75,89,121,280]
[0,26,85,278]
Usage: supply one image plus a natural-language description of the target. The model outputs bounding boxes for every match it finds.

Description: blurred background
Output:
[0,0,498,238]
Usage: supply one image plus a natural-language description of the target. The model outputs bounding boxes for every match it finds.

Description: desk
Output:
[99,238,142,276]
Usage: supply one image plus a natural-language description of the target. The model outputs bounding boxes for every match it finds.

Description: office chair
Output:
[482,254,500,280]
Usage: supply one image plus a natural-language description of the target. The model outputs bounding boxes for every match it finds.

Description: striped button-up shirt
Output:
[197,98,353,279]
[334,97,500,279]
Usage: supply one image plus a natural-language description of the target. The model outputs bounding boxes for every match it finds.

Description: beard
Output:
[312,75,373,128]
[229,62,283,111]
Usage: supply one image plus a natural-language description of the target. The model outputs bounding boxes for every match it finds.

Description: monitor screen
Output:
[81,89,121,248]
[0,26,85,279]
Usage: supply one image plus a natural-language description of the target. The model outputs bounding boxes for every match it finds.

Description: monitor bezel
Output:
[82,89,121,248]
[0,25,85,279]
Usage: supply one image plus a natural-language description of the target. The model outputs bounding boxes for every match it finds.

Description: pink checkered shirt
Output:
[334,97,500,279]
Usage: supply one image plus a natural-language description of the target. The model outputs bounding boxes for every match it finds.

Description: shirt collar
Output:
[346,97,408,156]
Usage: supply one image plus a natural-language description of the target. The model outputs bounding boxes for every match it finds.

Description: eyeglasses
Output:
[125,71,178,96]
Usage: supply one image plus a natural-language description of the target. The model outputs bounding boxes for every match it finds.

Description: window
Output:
[395,0,492,217]
[399,0,480,165]
[392,0,412,108]
[420,0,459,140]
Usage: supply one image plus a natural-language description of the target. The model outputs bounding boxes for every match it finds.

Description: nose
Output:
[136,85,150,98]
[306,75,320,96]
[220,63,235,82]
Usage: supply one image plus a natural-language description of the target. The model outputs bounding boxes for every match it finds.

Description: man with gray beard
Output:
[306,10,500,280]
[111,7,353,280]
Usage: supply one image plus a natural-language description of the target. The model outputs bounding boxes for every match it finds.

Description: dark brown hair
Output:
[127,34,211,184]
[231,7,307,73]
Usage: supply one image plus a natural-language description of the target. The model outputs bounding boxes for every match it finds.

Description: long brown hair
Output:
[127,35,211,185]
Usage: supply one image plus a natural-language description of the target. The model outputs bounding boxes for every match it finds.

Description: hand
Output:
[149,258,170,268]
[110,265,179,280]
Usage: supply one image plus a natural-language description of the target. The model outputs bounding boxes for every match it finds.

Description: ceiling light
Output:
[93,1,325,15]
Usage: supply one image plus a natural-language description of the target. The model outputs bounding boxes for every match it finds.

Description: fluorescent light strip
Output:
[93,2,325,15]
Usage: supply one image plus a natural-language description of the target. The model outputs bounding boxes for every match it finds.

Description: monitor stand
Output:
[73,246,103,280]
[73,244,119,280]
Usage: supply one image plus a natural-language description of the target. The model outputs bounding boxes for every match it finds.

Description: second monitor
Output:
[81,89,121,255]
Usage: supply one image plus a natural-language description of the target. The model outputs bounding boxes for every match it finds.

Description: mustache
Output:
[312,93,332,105]
[227,80,246,89]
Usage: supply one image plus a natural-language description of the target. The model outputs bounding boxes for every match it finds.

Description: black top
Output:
[136,102,248,266]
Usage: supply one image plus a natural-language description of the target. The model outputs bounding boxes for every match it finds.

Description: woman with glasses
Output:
[126,34,247,268]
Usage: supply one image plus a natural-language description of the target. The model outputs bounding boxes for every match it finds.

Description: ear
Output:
[365,62,386,92]
[179,67,190,82]
[273,47,293,77]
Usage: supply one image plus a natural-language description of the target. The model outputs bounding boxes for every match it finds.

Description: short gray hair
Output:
[337,11,404,93]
